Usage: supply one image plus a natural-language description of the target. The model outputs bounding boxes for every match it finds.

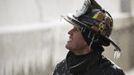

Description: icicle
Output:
[89,34,95,48]
[81,27,84,32]
[82,28,86,32]
[114,50,121,59]
[107,37,121,59]
[88,31,91,38]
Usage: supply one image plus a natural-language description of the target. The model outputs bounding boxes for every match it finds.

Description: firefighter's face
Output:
[66,26,89,54]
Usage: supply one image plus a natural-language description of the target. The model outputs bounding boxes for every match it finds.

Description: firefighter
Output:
[53,0,125,75]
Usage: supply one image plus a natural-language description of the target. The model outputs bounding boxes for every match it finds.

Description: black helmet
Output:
[63,0,121,58]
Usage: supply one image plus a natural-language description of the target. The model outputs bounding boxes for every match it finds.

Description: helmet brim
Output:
[62,14,91,29]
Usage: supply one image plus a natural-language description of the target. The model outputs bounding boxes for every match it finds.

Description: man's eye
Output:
[74,28,79,31]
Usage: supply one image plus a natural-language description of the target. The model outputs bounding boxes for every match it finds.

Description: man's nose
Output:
[68,29,73,35]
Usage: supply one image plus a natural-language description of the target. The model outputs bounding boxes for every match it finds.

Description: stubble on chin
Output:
[65,43,70,50]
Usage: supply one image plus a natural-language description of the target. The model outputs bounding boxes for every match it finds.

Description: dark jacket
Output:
[53,51,125,75]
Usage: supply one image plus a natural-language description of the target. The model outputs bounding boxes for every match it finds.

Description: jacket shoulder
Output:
[103,65,125,75]
[55,59,66,69]
[53,59,67,75]
[99,57,126,75]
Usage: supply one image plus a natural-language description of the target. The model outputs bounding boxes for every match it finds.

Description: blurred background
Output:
[0,0,134,75]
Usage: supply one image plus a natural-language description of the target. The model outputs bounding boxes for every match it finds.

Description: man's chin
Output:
[65,44,69,49]
[65,44,71,50]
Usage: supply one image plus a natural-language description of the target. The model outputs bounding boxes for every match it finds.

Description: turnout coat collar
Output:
[66,51,101,74]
